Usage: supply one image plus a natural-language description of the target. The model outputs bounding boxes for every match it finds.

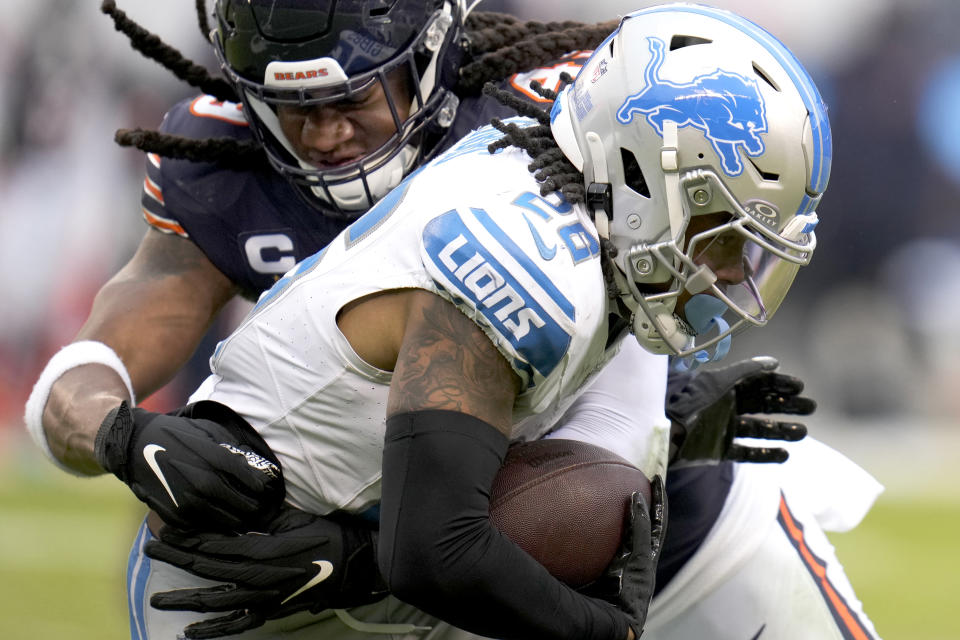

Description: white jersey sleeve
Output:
[547,339,671,479]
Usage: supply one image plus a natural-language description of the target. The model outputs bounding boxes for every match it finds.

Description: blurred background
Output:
[1,0,958,637]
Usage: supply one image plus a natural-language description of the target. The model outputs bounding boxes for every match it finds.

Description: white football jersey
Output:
[190,119,634,517]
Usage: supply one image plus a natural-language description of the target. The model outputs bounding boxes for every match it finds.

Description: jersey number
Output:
[511,192,600,264]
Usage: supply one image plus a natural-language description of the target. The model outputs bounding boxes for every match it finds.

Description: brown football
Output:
[489,438,652,587]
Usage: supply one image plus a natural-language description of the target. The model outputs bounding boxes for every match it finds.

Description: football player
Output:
[25,0,607,519]
[23,2,879,639]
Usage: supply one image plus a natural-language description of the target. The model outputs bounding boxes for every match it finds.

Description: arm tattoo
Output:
[390,293,517,430]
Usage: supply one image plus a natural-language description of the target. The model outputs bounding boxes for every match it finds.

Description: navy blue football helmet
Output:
[213,0,467,216]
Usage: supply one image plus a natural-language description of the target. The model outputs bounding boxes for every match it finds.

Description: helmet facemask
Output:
[621,166,818,364]
[550,4,831,365]
[213,0,465,218]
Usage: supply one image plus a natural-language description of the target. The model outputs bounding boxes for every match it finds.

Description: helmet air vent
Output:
[752,63,781,91]
[669,35,712,50]
[621,148,651,198]
[747,157,780,182]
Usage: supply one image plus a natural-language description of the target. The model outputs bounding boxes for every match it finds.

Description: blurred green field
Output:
[0,456,142,640]
[1,446,956,640]
[829,496,959,640]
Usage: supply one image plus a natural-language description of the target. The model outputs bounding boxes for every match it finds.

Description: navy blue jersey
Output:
[139,52,591,298]
[140,95,367,299]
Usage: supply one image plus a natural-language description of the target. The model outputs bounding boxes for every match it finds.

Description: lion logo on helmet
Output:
[616,37,767,177]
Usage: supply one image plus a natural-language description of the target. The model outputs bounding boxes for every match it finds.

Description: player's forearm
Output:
[379,411,631,640]
[41,363,131,474]
[30,229,238,474]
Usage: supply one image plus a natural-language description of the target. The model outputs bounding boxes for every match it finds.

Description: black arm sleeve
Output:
[379,410,628,640]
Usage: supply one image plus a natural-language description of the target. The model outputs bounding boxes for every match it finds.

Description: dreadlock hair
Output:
[458,18,618,96]
[101,0,234,102]
[100,0,264,164]
[484,76,583,203]
[103,1,616,171]
[484,76,623,301]
[113,127,265,170]
[194,0,212,41]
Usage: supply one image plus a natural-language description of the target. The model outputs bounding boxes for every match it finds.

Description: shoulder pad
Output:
[504,50,592,104]
[160,95,253,141]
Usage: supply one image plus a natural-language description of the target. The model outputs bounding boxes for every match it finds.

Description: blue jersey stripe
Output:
[126,520,151,640]
[346,165,423,246]
[247,246,327,316]
[423,210,572,379]
[469,207,576,322]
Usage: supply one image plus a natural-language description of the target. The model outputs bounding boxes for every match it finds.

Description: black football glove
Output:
[666,357,813,468]
[581,476,667,638]
[145,505,388,640]
[94,400,284,532]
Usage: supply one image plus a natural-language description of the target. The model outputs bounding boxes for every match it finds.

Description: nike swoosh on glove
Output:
[146,505,388,640]
[95,400,284,532]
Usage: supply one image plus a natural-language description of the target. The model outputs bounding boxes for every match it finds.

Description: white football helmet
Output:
[550,4,831,362]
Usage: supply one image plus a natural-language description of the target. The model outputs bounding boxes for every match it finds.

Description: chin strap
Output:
[660,120,686,243]
[614,267,687,357]
[584,130,612,239]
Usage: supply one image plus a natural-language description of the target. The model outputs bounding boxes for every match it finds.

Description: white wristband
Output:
[24,340,136,475]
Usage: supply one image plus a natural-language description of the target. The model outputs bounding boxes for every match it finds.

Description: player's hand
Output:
[665,357,813,468]
[145,505,388,640]
[95,400,284,532]
[581,476,666,639]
